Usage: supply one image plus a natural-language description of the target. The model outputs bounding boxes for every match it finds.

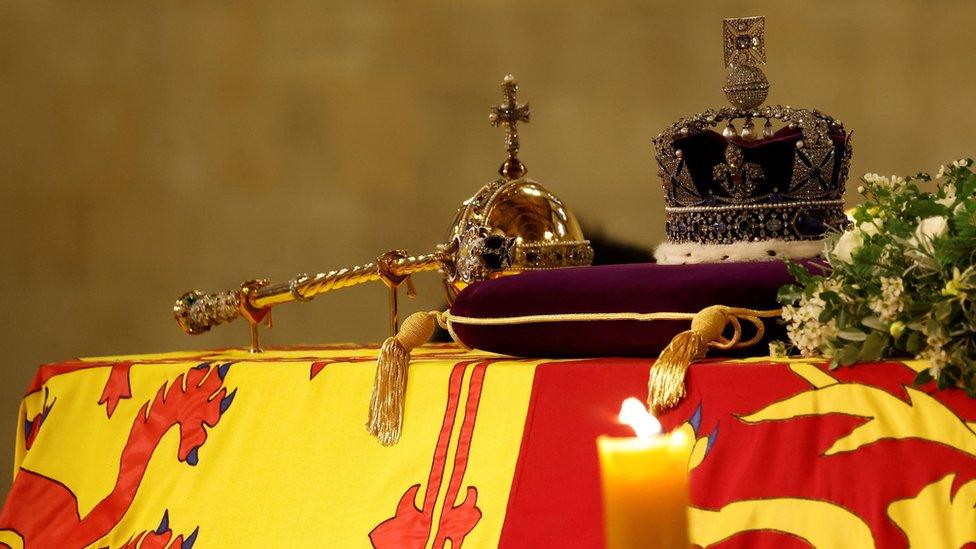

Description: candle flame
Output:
[619,397,661,439]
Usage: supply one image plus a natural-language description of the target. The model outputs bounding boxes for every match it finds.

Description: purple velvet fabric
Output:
[450,261,801,358]
[672,127,849,206]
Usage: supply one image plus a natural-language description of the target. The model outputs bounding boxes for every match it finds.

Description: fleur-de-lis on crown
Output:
[713,144,765,201]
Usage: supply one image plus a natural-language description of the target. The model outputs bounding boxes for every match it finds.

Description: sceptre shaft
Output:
[175,250,446,341]
[173,229,519,353]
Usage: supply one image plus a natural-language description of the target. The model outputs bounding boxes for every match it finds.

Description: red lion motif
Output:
[0,363,235,548]
[370,361,489,548]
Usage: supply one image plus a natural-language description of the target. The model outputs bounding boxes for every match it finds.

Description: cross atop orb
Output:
[489,74,531,180]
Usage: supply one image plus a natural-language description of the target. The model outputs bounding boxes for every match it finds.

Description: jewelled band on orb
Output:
[514,241,594,270]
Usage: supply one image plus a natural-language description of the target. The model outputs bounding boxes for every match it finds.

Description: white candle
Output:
[597,398,691,548]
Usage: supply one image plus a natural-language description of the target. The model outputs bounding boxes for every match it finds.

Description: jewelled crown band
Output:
[653,17,852,262]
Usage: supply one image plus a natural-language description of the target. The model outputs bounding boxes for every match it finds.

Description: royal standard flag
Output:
[1,346,975,548]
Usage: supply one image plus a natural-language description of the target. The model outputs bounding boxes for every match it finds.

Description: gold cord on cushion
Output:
[443,305,781,414]
[647,306,781,414]
[369,306,780,445]
[367,310,444,445]
[444,311,700,325]
[445,306,780,414]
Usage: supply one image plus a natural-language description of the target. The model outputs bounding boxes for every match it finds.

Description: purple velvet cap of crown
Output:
[450,261,807,358]
[655,106,853,246]
[667,127,849,209]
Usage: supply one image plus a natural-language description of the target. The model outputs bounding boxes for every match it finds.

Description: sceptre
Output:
[173,75,593,352]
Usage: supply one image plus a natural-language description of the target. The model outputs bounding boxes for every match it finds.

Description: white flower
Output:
[920,337,949,378]
[831,229,863,264]
[859,221,880,237]
[868,276,905,322]
[919,319,949,377]
[936,183,962,213]
[862,173,885,188]
[768,341,788,358]
[938,159,973,179]
[924,349,949,378]
[782,281,838,357]
[911,216,948,253]
[822,277,844,294]
[920,322,950,377]
[920,216,949,238]
[863,173,906,191]
[830,223,878,264]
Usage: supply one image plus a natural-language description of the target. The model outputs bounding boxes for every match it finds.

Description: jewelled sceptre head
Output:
[174,75,592,352]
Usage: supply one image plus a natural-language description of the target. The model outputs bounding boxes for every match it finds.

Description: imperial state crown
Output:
[653,16,852,264]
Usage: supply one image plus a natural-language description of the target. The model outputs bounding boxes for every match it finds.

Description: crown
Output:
[653,16,852,264]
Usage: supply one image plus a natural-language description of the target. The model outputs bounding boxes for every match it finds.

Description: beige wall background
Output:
[1,0,974,500]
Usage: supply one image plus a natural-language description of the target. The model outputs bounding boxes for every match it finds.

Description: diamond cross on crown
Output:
[723,16,766,68]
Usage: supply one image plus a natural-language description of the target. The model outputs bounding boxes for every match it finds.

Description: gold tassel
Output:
[367,311,439,445]
[648,305,781,415]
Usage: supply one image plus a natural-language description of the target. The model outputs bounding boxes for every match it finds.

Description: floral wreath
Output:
[776,158,976,395]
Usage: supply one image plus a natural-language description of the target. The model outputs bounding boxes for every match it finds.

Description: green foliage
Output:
[777,159,976,395]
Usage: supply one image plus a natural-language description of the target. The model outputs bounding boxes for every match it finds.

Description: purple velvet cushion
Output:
[450,262,798,358]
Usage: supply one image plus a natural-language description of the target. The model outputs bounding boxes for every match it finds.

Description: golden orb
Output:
[443,176,592,298]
